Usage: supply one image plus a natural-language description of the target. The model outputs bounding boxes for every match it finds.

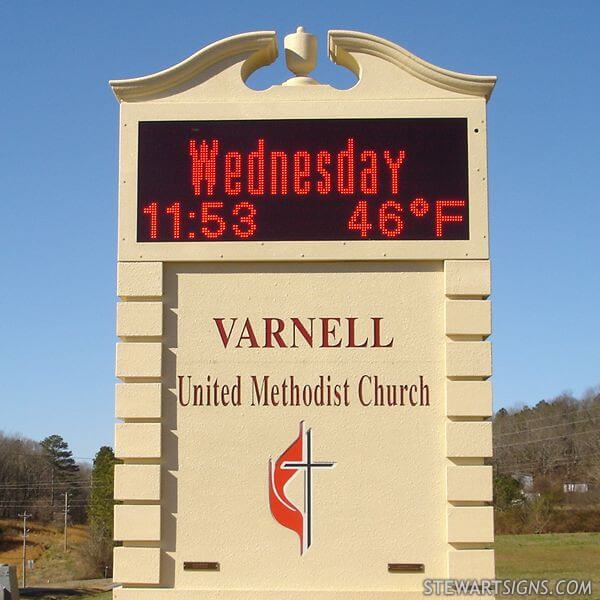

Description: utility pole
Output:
[63,492,69,552]
[18,511,31,588]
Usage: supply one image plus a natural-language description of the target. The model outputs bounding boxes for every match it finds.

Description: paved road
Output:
[20,578,115,597]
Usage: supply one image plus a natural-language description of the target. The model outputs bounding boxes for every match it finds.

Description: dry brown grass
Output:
[0,518,90,583]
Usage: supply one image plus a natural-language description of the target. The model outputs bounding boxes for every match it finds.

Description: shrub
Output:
[77,523,113,579]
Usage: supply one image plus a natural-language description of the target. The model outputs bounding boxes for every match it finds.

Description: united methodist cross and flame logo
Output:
[268,421,335,555]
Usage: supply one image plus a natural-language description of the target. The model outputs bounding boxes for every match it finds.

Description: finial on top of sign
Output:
[283,26,319,86]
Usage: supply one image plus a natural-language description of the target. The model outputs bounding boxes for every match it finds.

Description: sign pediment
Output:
[110,29,496,103]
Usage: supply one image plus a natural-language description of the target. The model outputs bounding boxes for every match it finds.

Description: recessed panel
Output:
[171,264,446,591]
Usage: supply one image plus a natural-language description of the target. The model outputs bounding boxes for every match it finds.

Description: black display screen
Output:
[137,118,469,242]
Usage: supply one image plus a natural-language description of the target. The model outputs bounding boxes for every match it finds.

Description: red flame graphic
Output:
[268,422,305,553]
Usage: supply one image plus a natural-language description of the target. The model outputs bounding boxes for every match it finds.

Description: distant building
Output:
[512,473,534,492]
[563,483,589,493]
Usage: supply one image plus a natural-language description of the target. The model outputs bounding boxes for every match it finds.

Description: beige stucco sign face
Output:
[174,264,442,590]
[112,28,496,599]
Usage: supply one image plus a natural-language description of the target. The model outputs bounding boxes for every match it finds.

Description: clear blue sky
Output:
[1,1,598,461]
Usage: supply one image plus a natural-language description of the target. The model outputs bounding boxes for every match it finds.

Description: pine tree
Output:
[40,434,80,516]
[88,446,116,538]
[40,434,79,481]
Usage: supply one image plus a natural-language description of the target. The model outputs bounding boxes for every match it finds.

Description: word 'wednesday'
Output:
[189,138,406,197]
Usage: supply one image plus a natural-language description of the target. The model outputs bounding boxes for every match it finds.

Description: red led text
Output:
[142,201,257,240]
[347,198,465,239]
[189,137,406,198]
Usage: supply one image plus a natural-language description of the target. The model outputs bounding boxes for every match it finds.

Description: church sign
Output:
[111,27,496,599]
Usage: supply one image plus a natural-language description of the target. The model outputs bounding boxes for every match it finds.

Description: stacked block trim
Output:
[444,260,494,577]
[114,261,164,586]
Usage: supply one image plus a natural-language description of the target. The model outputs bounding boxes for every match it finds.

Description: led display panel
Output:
[137,118,469,242]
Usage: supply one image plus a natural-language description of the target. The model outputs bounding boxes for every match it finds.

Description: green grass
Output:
[23,533,600,599]
[496,532,600,598]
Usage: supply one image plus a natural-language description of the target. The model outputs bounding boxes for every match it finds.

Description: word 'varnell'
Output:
[214,317,394,349]
[190,138,406,197]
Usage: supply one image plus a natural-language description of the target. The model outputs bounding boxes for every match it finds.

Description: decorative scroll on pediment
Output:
[110,28,496,104]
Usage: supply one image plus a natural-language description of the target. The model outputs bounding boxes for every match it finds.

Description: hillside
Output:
[0,518,92,584]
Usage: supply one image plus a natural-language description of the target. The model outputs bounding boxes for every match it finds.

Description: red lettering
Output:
[410,197,429,217]
[142,202,158,239]
[378,200,404,238]
[270,151,288,195]
[248,138,265,195]
[360,150,378,194]
[337,138,355,194]
[201,202,226,239]
[293,151,311,195]
[291,317,314,347]
[347,317,368,348]
[212,316,393,349]
[213,318,237,348]
[383,150,406,194]
[165,202,181,239]
[232,202,257,239]
[316,150,332,194]
[321,318,342,348]
[189,139,219,196]
[348,200,372,238]
[435,199,465,238]
[224,151,242,195]
[237,318,259,348]
[372,317,394,348]
[264,318,287,348]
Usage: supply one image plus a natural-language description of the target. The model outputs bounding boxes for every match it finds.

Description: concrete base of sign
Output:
[114,584,496,600]
[114,592,450,599]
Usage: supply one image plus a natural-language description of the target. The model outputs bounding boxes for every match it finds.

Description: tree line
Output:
[0,433,94,522]
[0,433,116,575]
[493,387,600,534]
[493,387,600,486]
